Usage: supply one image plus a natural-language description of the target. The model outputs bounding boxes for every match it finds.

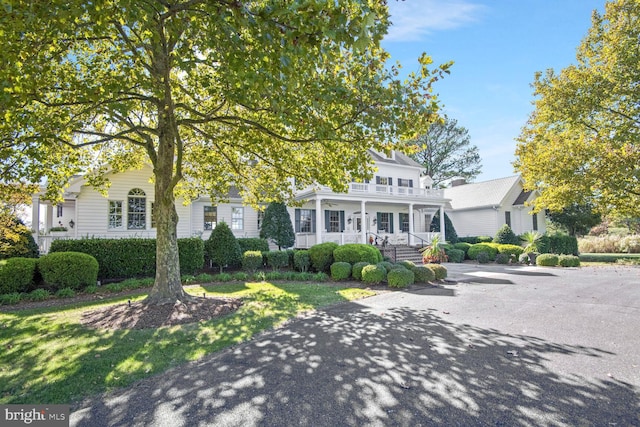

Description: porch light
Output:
[347,217,352,224]
[69,220,75,229]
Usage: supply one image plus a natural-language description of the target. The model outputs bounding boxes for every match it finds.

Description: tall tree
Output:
[515,0,640,217]
[260,202,295,250]
[408,116,481,187]
[1,1,450,304]
[547,203,602,236]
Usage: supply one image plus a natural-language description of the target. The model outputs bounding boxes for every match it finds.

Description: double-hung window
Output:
[231,207,244,230]
[204,206,217,230]
[108,201,123,229]
[127,188,146,229]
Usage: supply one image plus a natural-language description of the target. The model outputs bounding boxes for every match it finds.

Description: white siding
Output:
[448,209,499,238]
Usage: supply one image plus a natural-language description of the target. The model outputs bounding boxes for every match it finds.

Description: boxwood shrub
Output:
[453,242,472,257]
[308,242,339,272]
[425,263,447,280]
[38,252,99,290]
[445,248,465,263]
[237,238,270,253]
[361,264,387,284]
[377,261,394,272]
[330,262,352,280]
[0,257,39,294]
[413,266,436,283]
[558,255,581,267]
[536,253,559,267]
[352,262,370,281]
[333,243,383,265]
[467,243,498,261]
[494,244,524,257]
[495,253,510,264]
[242,251,264,272]
[387,268,414,288]
[266,250,289,271]
[398,260,416,270]
[294,250,310,272]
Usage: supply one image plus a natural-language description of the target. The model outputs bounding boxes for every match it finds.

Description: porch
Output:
[294,231,442,249]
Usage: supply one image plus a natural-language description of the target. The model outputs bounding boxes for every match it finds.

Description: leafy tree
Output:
[515,0,640,217]
[0,216,39,260]
[547,203,602,236]
[429,211,458,244]
[260,202,295,250]
[1,1,450,304]
[206,222,241,274]
[408,116,481,187]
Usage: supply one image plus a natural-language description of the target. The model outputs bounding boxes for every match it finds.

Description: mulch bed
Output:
[79,297,243,330]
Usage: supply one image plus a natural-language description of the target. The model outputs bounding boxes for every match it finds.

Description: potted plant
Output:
[520,231,542,265]
[49,223,68,236]
[421,235,448,264]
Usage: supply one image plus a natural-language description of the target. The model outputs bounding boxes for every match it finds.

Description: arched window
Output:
[127,188,146,229]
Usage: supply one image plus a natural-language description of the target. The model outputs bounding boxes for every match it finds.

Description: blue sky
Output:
[381,0,606,182]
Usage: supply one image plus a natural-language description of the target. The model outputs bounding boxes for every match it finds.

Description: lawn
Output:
[0,282,375,405]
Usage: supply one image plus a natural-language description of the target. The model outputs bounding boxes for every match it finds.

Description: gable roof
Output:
[444,175,522,210]
[367,150,423,169]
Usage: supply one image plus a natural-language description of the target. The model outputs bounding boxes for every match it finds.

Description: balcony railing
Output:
[315,183,444,199]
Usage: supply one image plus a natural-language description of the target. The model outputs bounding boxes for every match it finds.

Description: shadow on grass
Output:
[0,282,354,405]
[71,300,638,427]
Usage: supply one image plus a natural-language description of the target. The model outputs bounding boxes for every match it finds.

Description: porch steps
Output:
[383,245,424,264]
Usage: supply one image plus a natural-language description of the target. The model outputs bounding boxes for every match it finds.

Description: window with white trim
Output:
[204,206,217,230]
[231,207,244,230]
[56,205,63,217]
[108,201,123,229]
[127,188,146,229]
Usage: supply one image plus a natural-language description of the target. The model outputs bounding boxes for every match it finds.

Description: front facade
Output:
[443,175,546,238]
[32,151,449,252]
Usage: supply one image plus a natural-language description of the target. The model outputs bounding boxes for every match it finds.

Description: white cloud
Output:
[384,0,485,42]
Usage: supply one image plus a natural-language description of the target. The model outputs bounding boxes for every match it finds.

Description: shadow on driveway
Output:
[72,300,638,426]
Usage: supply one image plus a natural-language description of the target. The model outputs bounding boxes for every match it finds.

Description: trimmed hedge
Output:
[242,251,264,272]
[377,261,394,272]
[558,255,581,267]
[0,258,38,294]
[293,250,310,272]
[387,268,414,288]
[494,244,524,257]
[413,266,436,283]
[445,248,465,263]
[352,262,370,281]
[453,242,472,257]
[38,252,99,290]
[237,238,270,253]
[546,234,579,255]
[579,253,640,263]
[308,242,339,272]
[361,264,386,284]
[266,251,289,271]
[50,237,204,279]
[333,244,382,265]
[425,263,447,280]
[536,253,559,267]
[467,243,498,261]
[330,262,352,280]
[495,253,510,264]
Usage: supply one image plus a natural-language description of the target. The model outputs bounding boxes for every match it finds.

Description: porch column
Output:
[361,200,367,244]
[408,203,414,246]
[315,197,322,244]
[31,195,40,240]
[439,206,446,242]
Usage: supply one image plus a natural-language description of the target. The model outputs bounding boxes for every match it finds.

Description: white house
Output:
[32,150,449,252]
[443,175,546,238]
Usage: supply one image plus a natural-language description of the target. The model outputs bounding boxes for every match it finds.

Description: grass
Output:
[579,253,640,265]
[0,282,374,405]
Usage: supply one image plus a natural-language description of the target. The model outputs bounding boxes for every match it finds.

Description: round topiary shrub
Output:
[352,262,370,281]
[493,224,521,245]
[413,266,436,283]
[495,253,510,264]
[397,260,416,270]
[476,252,491,264]
[361,264,387,284]
[330,262,352,280]
[38,251,99,290]
[377,261,394,272]
[266,250,289,271]
[308,242,339,272]
[0,257,39,294]
[333,244,383,265]
[387,268,415,288]
[536,253,559,267]
[453,242,472,258]
[425,263,447,280]
[496,244,524,258]
[467,243,498,261]
[558,255,581,267]
[445,248,465,263]
[242,251,264,273]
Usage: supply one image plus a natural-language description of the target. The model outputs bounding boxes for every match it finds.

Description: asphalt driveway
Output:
[71,264,640,426]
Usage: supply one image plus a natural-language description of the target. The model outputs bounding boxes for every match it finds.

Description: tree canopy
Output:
[515,0,640,217]
[408,116,481,187]
[1,1,450,303]
[547,203,602,237]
